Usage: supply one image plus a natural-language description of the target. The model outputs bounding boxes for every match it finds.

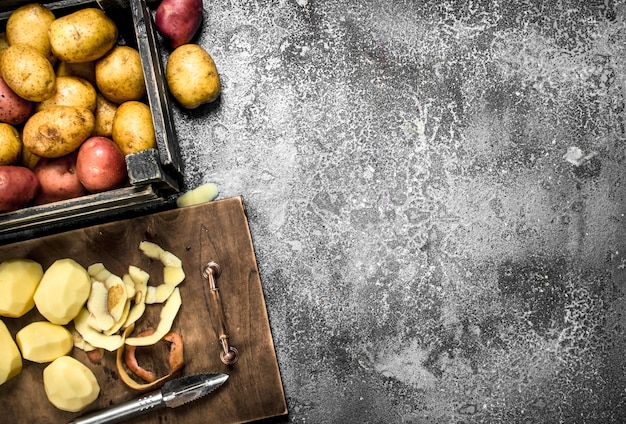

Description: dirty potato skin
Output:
[35,76,97,113]
[0,75,33,125]
[93,94,118,137]
[48,8,118,63]
[112,101,156,155]
[23,106,95,158]
[0,44,56,102]
[165,44,221,109]
[6,3,56,63]
[95,46,146,104]
[0,165,39,212]
[0,123,22,165]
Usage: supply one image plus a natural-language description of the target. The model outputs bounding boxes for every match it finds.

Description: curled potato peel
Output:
[116,325,184,391]
[125,287,182,347]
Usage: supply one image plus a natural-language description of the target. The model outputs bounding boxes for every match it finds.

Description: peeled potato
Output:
[16,321,73,363]
[0,258,43,318]
[0,319,22,385]
[34,258,91,325]
[176,182,219,207]
[43,355,100,412]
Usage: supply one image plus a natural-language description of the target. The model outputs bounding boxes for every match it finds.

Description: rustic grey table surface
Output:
[173,1,626,422]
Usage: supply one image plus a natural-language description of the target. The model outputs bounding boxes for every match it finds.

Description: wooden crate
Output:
[0,0,183,243]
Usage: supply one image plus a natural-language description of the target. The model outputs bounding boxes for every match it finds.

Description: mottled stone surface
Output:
[173,1,626,422]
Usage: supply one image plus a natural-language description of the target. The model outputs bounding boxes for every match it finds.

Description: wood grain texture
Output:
[0,196,287,424]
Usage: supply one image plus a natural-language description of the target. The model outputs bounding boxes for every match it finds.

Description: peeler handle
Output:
[68,391,165,424]
[203,262,239,365]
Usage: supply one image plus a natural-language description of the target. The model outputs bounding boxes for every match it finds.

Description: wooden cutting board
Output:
[0,196,287,424]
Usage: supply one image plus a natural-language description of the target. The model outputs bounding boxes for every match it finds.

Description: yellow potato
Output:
[96,46,146,104]
[33,258,91,325]
[166,44,221,109]
[23,106,95,158]
[55,61,72,78]
[56,61,98,86]
[0,123,22,166]
[0,44,56,102]
[6,3,56,64]
[16,321,73,363]
[0,33,8,60]
[49,8,118,63]
[112,101,156,155]
[0,320,22,385]
[21,146,41,170]
[176,182,219,207]
[36,76,97,112]
[67,61,97,85]
[93,93,118,137]
[43,356,100,412]
[0,258,43,318]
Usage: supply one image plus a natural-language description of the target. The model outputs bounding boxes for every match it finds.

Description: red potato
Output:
[0,165,39,212]
[155,0,203,48]
[76,136,128,193]
[0,76,33,125]
[33,151,87,204]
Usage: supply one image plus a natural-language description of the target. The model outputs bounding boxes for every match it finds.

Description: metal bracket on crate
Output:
[129,0,183,178]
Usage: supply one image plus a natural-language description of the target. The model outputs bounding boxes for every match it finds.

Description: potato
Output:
[176,182,219,207]
[155,0,204,48]
[43,356,100,412]
[0,258,43,318]
[0,44,56,102]
[16,321,73,363]
[0,320,21,385]
[0,123,22,166]
[36,76,97,112]
[93,93,118,137]
[21,146,41,170]
[0,33,8,59]
[6,3,56,64]
[112,101,156,155]
[0,76,33,125]
[76,136,128,192]
[34,151,87,204]
[57,61,97,86]
[34,258,91,325]
[23,106,95,158]
[95,46,146,104]
[0,165,39,212]
[49,8,118,63]
[166,44,221,109]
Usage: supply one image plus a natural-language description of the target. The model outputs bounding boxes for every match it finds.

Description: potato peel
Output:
[116,325,184,391]
[138,241,185,305]
[125,288,182,347]
[73,307,125,351]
